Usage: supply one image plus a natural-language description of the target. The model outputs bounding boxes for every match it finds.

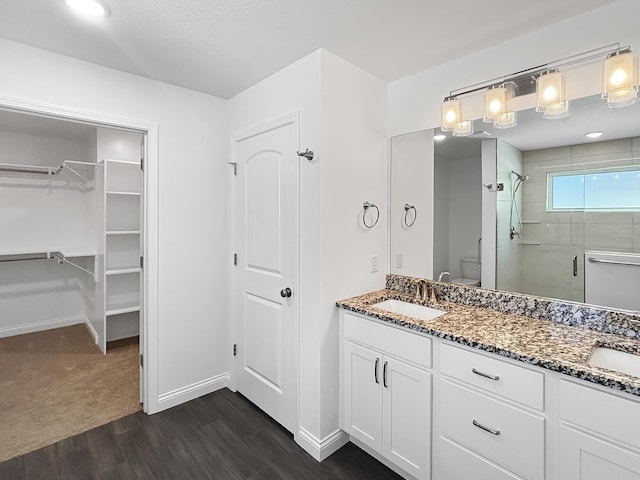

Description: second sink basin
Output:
[372,299,446,321]
[589,347,640,378]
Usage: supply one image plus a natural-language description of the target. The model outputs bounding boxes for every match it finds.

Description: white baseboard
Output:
[83,317,99,345]
[296,427,349,461]
[156,373,231,412]
[0,315,85,338]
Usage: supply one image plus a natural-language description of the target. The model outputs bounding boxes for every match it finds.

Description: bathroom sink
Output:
[589,347,640,378]
[371,299,446,321]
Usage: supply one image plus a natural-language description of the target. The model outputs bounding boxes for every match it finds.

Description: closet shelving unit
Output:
[0,161,98,278]
[95,158,143,353]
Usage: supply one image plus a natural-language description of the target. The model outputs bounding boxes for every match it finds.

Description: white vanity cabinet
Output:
[555,379,640,479]
[434,343,546,480]
[340,312,432,480]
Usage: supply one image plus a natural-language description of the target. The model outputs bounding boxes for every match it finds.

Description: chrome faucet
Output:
[415,279,428,302]
[438,271,450,282]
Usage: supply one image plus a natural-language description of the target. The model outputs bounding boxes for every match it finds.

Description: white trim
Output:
[84,316,99,344]
[0,315,85,338]
[157,373,231,411]
[0,94,159,415]
[296,428,350,462]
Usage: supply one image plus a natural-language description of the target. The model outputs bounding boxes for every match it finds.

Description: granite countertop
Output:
[337,289,640,397]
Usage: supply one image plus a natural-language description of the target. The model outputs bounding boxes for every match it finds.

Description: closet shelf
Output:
[106,302,140,317]
[106,191,141,196]
[100,158,141,167]
[106,267,141,276]
[106,230,140,236]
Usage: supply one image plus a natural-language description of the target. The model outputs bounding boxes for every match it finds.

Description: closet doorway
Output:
[0,106,149,461]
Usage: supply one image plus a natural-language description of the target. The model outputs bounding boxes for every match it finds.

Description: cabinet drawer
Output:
[343,312,431,368]
[440,343,544,410]
[558,379,640,450]
[439,379,545,480]
[436,436,524,480]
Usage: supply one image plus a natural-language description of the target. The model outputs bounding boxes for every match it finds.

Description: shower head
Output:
[512,171,529,182]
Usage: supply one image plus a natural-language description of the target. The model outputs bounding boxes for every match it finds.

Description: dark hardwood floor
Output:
[0,388,402,479]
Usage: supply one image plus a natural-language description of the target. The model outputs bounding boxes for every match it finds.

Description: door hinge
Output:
[227,162,237,176]
[233,344,237,357]
[233,253,237,266]
[140,256,144,269]
[139,354,144,368]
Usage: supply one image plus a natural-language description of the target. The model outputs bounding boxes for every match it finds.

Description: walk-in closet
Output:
[0,108,145,461]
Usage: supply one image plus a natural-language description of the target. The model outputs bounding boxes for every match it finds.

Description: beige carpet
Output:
[0,324,141,462]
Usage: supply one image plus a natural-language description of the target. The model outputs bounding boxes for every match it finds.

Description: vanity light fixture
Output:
[494,111,517,129]
[65,0,109,16]
[483,86,507,124]
[441,99,461,131]
[603,51,638,107]
[452,120,473,137]
[440,43,637,133]
[536,71,569,118]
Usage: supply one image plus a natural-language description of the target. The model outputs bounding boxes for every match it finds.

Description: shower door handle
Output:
[573,255,578,277]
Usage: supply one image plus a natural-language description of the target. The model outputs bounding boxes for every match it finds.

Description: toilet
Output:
[451,257,481,287]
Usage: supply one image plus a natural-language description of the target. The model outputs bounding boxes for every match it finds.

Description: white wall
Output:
[229,49,388,454]
[388,0,640,137]
[0,37,229,412]
[433,151,449,279]
[391,130,435,279]
[228,50,323,447]
[447,155,482,279]
[319,51,388,439]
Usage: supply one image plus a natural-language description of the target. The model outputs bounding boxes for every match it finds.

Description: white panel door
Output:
[382,357,431,480]
[234,118,297,433]
[343,341,383,452]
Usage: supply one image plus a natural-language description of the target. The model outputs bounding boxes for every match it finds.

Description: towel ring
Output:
[362,201,380,229]
[403,203,417,227]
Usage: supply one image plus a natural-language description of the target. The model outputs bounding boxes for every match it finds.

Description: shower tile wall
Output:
[496,139,523,293]
[520,137,640,303]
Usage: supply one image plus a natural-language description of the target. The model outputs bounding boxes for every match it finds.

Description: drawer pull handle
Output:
[472,368,500,381]
[375,358,380,384]
[383,361,388,388]
[473,419,501,436]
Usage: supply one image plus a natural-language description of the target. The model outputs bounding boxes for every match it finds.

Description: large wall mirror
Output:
[390,93,640,313]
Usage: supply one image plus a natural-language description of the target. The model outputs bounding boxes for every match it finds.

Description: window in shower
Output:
[547,166,640,211]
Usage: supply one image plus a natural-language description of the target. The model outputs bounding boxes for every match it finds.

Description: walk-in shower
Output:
[509,170,529,240]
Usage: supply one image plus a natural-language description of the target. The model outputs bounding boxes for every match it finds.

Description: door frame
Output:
[229,111,301,434]
[0,94,159,413]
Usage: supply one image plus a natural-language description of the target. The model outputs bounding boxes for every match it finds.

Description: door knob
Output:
[280,287,292,298]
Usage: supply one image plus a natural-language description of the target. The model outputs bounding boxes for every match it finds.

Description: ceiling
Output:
[0,0,618,99]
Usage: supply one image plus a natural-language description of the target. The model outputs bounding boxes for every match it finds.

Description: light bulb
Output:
[543,86,558,102]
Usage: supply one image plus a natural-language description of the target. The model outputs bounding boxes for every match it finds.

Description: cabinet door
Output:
[557,425,640,480]
[343,341,383,451]
[383,356,432,480]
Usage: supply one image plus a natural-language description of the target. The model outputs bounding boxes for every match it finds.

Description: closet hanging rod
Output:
[0,252,58,262]
[0,160,96,181]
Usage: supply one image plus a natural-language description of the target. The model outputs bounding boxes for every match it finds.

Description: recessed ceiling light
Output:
[434,134,447,141]
[65,0,109,16]
[585,131,604,139]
